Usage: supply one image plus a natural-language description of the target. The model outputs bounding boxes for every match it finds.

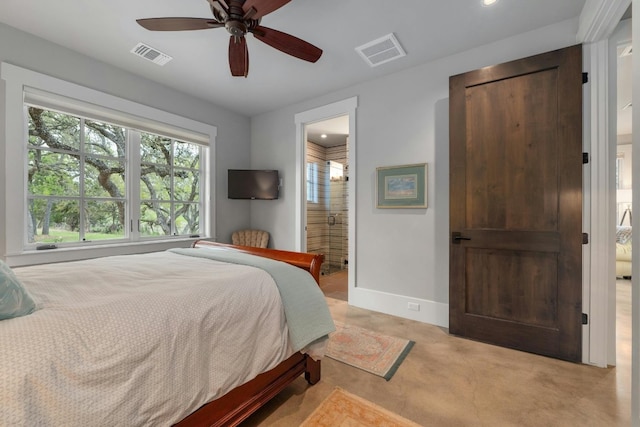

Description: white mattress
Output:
[1,251,298,426]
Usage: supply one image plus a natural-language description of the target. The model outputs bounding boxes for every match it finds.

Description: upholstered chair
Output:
[231,229,270,248]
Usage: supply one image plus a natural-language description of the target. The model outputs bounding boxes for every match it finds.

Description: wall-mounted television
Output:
[228,169,280,200]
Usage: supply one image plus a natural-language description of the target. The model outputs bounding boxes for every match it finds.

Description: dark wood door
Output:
[449,45,583,362]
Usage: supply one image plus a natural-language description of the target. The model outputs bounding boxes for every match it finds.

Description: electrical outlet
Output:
[408,302,420,311]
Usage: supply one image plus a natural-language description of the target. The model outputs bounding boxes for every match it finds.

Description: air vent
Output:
[131,43,173,66]
[620,45,632,57]
[355,33,406,68]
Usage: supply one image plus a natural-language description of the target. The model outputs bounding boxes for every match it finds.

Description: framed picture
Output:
[376,163,427,208]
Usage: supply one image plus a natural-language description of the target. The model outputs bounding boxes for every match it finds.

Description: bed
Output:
[1,240,334,426]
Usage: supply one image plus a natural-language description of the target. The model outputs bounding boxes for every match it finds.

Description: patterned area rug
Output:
[326,321,414,380]
[301,387,422,426]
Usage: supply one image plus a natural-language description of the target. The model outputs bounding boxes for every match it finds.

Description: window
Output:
[2,62,216,261]
[26,107,205,246]
[139,132,202,238]
[307,162,319,203]
[27,108,127,244]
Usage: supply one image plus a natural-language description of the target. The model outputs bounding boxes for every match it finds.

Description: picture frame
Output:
[376,163,427,208]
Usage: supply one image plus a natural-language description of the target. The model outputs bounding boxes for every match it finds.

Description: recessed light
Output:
[321,134,327,139]
[482,0,498,6]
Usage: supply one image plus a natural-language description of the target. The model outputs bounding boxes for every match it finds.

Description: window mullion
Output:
[200,145,207,238]
[79,118,86,242]
[128,131,141,241]
[171,140,176,236]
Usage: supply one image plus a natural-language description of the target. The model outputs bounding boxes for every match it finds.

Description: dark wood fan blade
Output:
[242,0,291,20]
[251,26,322,63]
[136,18,223,31]
[229,36,249,77]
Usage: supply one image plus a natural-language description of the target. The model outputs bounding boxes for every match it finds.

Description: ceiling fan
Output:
[136,0,323,77]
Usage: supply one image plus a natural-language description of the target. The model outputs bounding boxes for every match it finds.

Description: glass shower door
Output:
[325,161,346,275]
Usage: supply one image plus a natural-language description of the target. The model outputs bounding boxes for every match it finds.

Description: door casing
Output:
[294,97,358,303]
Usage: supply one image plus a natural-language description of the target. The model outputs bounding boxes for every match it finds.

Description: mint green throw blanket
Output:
[169,247,335,352]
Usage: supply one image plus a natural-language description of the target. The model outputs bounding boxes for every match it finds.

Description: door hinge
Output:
[582,72,589,84]
[583,152,589,164]
[582,233,589,244]
[582,313,588,324]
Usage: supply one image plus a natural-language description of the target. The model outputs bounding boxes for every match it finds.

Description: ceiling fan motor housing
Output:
[225,20,247,37]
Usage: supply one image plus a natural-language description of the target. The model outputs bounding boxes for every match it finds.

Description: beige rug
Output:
[301,387,422,426]
[326,321,414,380]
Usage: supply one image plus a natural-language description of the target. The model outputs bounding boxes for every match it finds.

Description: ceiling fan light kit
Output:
[136,0,322,77]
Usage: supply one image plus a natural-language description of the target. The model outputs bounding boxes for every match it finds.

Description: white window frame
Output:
[1,62,216,266]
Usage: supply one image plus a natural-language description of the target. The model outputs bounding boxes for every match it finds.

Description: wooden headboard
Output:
[191,240,325,284]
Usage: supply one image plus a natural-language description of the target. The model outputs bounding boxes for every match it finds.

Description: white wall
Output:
[250,18,581,325]
[618,137,633,187]
[0,23,252,257]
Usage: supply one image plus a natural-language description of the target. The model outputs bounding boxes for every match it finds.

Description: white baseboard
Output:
[348,286,449,328]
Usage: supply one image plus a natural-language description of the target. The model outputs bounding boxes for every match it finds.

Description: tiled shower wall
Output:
[306,140,348,272]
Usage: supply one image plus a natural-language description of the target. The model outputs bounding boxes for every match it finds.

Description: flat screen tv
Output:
[228,169,280,200]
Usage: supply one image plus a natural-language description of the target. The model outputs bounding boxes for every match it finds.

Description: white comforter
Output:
[1,251,299,426]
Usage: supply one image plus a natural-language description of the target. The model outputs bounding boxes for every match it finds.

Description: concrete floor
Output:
[318,269,348,302]
[242,279,632,426]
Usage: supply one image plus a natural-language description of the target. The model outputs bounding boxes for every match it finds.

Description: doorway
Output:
[305,117,349,300]
[294,97,357,304]
[612,12,632,385]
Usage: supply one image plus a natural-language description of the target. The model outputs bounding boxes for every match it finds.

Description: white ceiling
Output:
[306,115,349,147]
[0,0,588,118]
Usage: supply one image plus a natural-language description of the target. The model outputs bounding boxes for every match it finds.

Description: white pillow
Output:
[0,260,37,320]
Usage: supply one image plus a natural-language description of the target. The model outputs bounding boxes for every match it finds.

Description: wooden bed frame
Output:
[174,240,325,427]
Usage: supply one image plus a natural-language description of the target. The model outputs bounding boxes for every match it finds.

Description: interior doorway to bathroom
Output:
[305,115,349,300]
[612,10,632,379]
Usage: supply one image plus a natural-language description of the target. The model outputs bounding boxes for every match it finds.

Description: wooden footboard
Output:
[174,241,325,427]
[175,352,320,427]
